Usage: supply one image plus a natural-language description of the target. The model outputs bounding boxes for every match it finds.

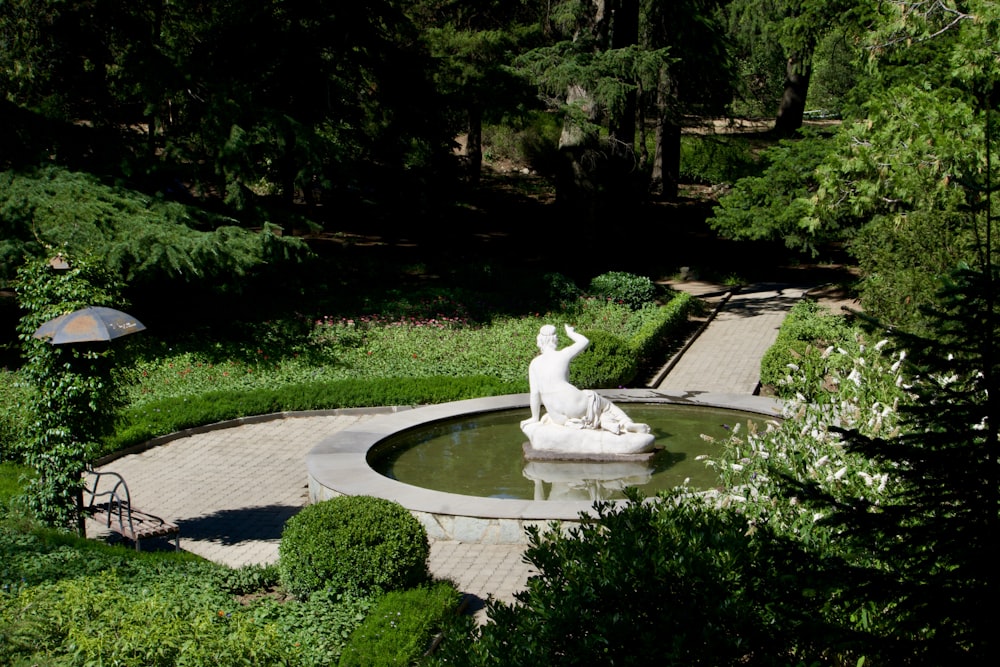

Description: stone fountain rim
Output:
[305,389,784,524]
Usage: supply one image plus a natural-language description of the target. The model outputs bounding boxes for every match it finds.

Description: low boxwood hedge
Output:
[104,375,526,457]
[759,300,857,398]
[338,581,461,667]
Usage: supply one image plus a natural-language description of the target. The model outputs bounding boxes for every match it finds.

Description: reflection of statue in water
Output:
[520,324,655,457]
[523,459,655,501]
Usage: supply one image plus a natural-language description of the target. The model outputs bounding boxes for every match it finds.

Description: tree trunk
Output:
[280,127,296,206]
[650,68,680,200]
[652,122,681,201]
[608,0,639,153]
[554,0,645,242]
[147,0,165,161]
[773,55,812,137]
[557,84,601,233]
[637,78,648,167]
[466,105,483,185]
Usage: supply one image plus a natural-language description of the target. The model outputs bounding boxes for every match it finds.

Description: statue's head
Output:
[536,324,557,352]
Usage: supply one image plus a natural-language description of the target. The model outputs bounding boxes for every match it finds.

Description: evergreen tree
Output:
[410,0,542,185]
[785,259,998,662]
[0,167,309,290]
[0,1,451,209]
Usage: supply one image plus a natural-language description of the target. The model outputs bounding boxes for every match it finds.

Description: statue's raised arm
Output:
[562,324,589,358]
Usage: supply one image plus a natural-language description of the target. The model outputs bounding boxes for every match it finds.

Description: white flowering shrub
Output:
[705,330,913,553]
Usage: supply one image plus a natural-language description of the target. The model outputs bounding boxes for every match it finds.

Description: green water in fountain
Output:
[371,404,768,501]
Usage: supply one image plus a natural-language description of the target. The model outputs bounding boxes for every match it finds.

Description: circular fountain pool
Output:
[372,404,763,501]
[306,390,782,544]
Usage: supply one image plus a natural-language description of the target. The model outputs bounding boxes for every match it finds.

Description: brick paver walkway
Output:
[659,282,812,394]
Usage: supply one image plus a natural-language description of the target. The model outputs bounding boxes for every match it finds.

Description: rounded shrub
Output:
[541,272,583,307]
[279,495,430,598]
[588,272,657,310]
[569,330,638,389]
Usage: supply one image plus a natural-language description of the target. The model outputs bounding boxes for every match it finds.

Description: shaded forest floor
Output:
[297,165,859,301]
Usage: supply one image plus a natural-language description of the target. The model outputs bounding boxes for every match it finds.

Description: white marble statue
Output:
[520,324,655,456]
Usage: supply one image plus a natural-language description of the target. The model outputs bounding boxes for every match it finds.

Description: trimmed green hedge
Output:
[338,581,461,667]
[105,375,526,457]
[759,300,856,398]
[627,293,694,361]
[570,330,638,388]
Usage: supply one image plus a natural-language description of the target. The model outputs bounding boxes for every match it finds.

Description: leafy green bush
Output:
[541,272,583,307]
[338,581,460,667]
[679,134,759,185]
[430,493,831,666]
[587,271,657,310]
[14,255,131,527]
[716,336,908,556]
[569,330,638,388]
[279,496,430,598]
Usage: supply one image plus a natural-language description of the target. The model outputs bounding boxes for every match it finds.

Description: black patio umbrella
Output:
[32,306,146,345]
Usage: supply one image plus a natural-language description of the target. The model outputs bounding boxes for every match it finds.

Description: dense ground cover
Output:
[125,295,678,404]
[0,461,460,666]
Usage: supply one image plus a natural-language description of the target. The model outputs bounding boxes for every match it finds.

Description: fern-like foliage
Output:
[0,166,309,287]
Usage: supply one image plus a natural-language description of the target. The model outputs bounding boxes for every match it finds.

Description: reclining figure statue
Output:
[520,324,654,457]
